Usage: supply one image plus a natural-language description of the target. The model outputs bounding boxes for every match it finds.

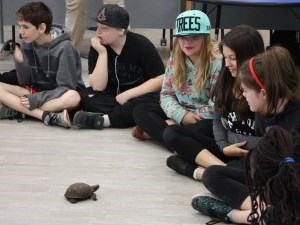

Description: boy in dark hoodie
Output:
[0,1,85,128]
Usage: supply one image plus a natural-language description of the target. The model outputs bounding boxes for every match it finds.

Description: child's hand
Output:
[181,112,200,124]
[14,45,24,63]
[116,91,132,105]
[20,96,30,109]
[223,141,248,157]
[91,37,107,54]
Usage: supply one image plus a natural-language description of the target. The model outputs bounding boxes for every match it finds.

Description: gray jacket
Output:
[15,24,85,110]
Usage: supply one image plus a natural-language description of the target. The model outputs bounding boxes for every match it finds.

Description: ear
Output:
[38,23,47,34]
[118,29,125,36]
[260,89,267,100]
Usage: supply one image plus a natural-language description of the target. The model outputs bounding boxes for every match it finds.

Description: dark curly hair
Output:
[246,126,300,225]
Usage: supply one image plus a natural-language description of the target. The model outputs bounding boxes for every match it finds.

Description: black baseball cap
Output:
[92,4,129,29]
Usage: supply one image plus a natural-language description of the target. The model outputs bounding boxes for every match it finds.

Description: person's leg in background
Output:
[103,0,125,7]
[65,0,87,50]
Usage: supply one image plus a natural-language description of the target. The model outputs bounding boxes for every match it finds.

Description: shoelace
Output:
[49,113,61,125]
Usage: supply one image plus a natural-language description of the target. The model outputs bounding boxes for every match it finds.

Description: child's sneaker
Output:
[44,109,71,128]
[191,195,232,224]
[73,111,104,129]
[0,104,19,119]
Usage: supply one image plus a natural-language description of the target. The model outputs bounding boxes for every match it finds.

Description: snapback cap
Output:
[92,4,129,29]
[174,10,211,36]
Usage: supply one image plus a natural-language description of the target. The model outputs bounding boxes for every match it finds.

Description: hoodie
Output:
[255,100,300,136]
[15,24,85,110]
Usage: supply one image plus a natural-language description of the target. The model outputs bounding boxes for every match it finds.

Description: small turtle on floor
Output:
[65,183,100,203]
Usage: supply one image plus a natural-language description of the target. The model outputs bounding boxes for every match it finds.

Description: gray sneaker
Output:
[44,109,71,128]
[0,104,19,119]
[73,111,104,129]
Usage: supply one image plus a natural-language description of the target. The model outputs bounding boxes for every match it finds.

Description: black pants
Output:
[163,120,233,163]
[202,165,249,209]
[80,87,160,128]
[133,103,169,145]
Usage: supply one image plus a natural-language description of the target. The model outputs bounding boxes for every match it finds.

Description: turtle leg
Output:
[91,193,97,201]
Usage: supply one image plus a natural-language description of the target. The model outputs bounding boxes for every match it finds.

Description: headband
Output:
[248,57,265,89]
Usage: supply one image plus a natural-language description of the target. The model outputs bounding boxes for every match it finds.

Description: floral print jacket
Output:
[160,56,222,124]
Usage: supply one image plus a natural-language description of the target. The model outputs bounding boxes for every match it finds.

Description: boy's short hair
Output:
[16,1,53,34]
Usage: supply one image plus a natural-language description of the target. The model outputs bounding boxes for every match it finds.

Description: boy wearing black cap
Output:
[73,4,165,129]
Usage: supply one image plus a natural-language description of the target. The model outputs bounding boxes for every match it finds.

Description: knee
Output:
[202,165,219,188]
[132,104,147,123]
[61,90,81,109]
[162,125,178,147]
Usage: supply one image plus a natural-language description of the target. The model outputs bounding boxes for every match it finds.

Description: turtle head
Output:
[91,184,100,192]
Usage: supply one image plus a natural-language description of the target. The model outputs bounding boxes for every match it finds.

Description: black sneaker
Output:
[44,109,71,128]
[0,104,18,119]
[73,111,104,129]
[191,195,232,224]
[0,104,25,122]
[166,155,195,179]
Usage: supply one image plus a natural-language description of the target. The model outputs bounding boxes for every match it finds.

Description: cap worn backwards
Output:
[174,10,211,37]
[92,4,129,29]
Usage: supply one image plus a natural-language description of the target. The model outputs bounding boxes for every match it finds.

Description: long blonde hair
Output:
[172,35,216,92]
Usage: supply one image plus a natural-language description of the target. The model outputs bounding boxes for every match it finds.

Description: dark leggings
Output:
[133,103,169,145]
[80,88,160,128]
[133,103,215,148]
[202,165,249,209]
[163,121,232,163]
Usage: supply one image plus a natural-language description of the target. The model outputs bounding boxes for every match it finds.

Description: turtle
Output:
[64,183,100,203]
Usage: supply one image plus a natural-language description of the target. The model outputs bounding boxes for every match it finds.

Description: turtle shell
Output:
[65,183,100,203]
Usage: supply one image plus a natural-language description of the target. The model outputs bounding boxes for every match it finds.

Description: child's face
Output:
[18,20,40,44]
[241,83,266,113]
[222,45,237,77]
[96,23,123,45]
[178,35,204,64]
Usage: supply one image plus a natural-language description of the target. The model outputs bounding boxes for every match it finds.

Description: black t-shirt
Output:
[88,32,165,96]
[225,111,255,136]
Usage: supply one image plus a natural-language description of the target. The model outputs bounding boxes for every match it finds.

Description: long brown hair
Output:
[239,46,300,116]
[212,25,265,119]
